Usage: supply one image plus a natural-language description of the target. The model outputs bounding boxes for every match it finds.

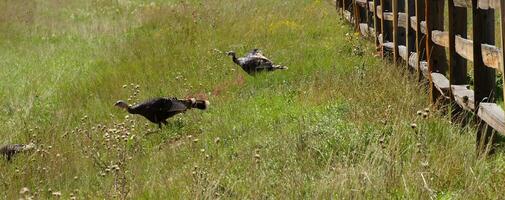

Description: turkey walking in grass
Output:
[1,143,35,161]
[114,97,209,128]
[226,49,288,75]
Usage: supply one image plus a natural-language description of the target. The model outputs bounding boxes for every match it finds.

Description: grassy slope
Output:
[1,0,505,199]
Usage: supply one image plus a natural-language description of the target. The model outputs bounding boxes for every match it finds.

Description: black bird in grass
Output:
[114,97,209,128]
[227,49,288,75]
[1,143,35,161]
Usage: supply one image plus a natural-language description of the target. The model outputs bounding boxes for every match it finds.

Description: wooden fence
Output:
[336,0,505,154]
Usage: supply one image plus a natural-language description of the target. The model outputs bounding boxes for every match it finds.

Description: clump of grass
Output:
[73,84,148,199]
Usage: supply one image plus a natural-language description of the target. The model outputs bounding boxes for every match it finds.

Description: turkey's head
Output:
[114,100,130,109]
[24,143,36,151]
[226,51,236,58]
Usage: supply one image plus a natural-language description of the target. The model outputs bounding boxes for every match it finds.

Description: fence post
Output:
[344,0,353,23]
[336,0,339,10]
[374,0,382,49]
[406,0,415,70]
[366,1,375,37]
[500,0,505,149]
[393,0,399,65]
[355,0,368,36]
[398,0,406,65]
[343,0,346,17]
[501,1,505,109]
[448,0,468,122]
[354,1,360,31]
[472,0,496,154]
[426,0,447,105]
[341,0,345,16]
[380,0,386,58]
[381,0,393,58]
[415,0,425,81]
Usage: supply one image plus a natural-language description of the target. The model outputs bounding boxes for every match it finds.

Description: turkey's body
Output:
[236,56,274,74]
[231,49,288,75]
[1,144,34,161]
[125,97,207,128]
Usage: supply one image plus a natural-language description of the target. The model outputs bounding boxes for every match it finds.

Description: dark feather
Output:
[124,97,207,128]
[1,144,34,161]
[231,49,287,75]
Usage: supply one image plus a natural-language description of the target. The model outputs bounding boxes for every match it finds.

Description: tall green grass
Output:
[1,0,505,199]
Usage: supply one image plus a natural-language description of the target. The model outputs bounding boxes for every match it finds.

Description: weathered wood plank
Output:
[398,45,408,61]
[383,42,394,49]
[398,12,407,28]
[383,12,393,21]
[478,103,505,134]
[455,36,474,62]
[481,44,502,73]
[359,23,369,37]
[410,16,417,31]
[369,2,375,12]
[356,0,368,7]
[432,30,449,47]
[408,19,425,35]
[420,21,427,34]
[409,52,418,69]
[452,85,476,111]
[478,0,500,9]
[431,72,451,97]
[453,0,472,7]
[344,10,353,22]
[420,61,429,77]
[377,5,382,18]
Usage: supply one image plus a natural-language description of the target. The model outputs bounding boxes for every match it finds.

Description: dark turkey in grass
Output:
[115,97,209,128]
[227,49,288,75]
[1,143,35,161]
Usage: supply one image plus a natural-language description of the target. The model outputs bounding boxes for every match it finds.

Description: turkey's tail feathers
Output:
[186,98,209,110]
[273,65,288,70]
[194,99,209,110]
[1,143,35,161]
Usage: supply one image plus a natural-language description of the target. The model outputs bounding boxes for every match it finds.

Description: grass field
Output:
[1,0,505,199]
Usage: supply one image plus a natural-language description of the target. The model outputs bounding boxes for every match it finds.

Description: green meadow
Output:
[1,0,505,199]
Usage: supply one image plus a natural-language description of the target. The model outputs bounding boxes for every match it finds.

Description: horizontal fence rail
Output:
[336,0,505,155]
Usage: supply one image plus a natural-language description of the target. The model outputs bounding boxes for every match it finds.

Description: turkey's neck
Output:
[231,55,240,65]
[126,106,138,114]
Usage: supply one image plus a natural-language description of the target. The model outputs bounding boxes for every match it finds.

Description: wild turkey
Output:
[115,97,209,128]
[227,49,288,75]
[1,143,35,161]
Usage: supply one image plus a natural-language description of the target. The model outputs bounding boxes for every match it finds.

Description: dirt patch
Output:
[212,73,245,96]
